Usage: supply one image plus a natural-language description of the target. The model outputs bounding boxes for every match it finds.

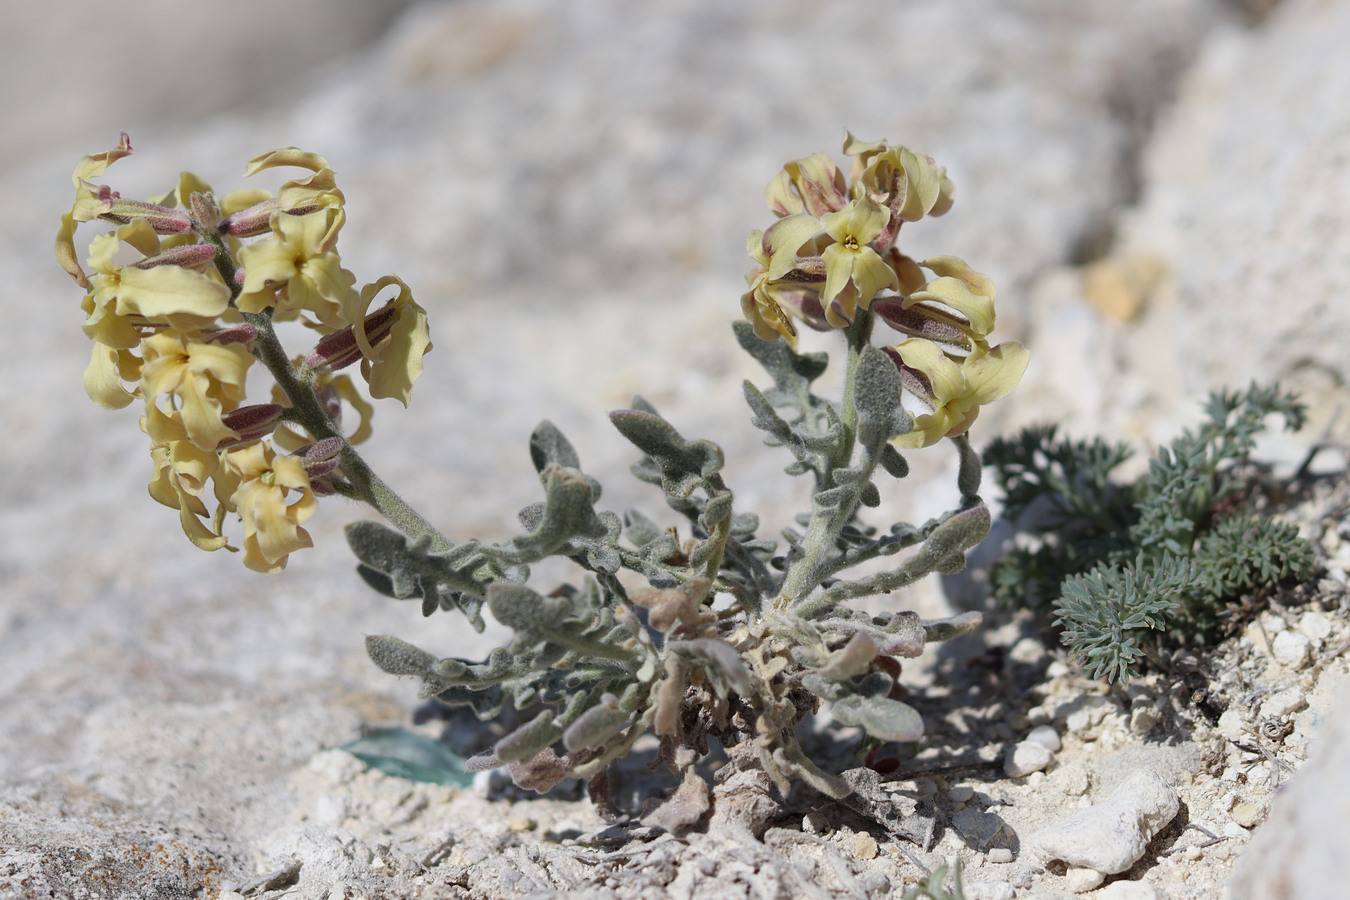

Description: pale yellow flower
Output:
[888,338,1029,448]
[56,133,191,289]
[142,404,230,552]
[843,132,954,228]
[222,442,317,573]
[904,256,996,338]
[818,198,897,326]
[741,213,825,346]
[245,146,346,224]
[139,332,253,450]
[766,152,849,217]
[236,210,355,326]
[83,343,143,410]
[350,275,432,407]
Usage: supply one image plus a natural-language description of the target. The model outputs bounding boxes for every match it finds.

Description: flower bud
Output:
[872,298,972,351]
[129,243,220,271]
[202,322,258,347]
[308,478,337,497]
[292,436,344,479]
[219,198,277,237]
[215,403,285,448]
[97,193,195,233]
[305,305,398,371]
[189,191,222,231]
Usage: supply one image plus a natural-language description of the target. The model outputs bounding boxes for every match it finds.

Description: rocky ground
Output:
[5,0,1350,897]
[198,464,1350,900]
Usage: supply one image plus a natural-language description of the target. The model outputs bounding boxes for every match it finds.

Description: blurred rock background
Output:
[2,0,1347,896]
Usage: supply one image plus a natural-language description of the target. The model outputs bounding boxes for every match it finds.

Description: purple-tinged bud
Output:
[219,198,278,237]
[872,298,972,351]
[308,478,337,497]
[101,196,194,233]
[305,305,399,371]
[202,323,258,347]
[129,243,220,271]
[293,436,344,479]
[215,404,285,449]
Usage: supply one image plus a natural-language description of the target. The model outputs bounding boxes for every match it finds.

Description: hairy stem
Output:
[776,312,874,606]
[207,230,452,552]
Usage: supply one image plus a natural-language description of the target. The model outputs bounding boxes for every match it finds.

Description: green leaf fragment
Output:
[338,728,474,787]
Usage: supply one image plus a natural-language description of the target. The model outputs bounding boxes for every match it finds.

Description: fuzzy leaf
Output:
[346,521,492,630]
[610,406,725,497]
[668,637,753,698]
[832,694,924,742]
[922,611,982,643]
[734,319,829,416]
[491,465,609,563]
[562,693,631,753]
[853,345,912,447]
[495,709,563,763]
[529,419,581,474]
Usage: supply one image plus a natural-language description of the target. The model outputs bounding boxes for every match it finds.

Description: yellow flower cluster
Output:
[56,135,432,571]
[742,133,1028,448]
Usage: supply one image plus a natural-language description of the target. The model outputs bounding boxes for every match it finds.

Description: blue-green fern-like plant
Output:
[985,383,1316,682]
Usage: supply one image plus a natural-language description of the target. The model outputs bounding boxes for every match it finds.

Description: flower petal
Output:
[117,265,231,319]
[964,341,1030,404]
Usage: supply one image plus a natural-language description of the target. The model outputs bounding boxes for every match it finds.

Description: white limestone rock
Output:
[1029,768,1179,875]
[1005,739,1054,778]
[266,826,374,895]
[1272,630,1312,669]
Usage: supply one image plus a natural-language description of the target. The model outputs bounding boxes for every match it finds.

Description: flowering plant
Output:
[58,132,1025,822]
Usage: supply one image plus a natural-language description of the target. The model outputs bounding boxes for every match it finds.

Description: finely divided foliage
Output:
[61,133,1027,810]
[986,384,1315,682]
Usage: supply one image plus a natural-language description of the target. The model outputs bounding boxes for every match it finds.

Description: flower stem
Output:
[207,230,452,552]
[776,311,875,607]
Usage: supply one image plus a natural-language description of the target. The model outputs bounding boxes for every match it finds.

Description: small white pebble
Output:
[1298,610,1333,641]
[1230,797,1270,828]
[1130,706,1162,735]
[948,784,975,803]
[1004,740,1053,777]
[1260,687,1308,719]
[965,882,1015,900]
[1009,636,1049,665]
[1063,696,1114,735]
[802,810,829,834]
[1217,708,1247,742]
[1050,763,1091,797]
[1026,724,1062,752]
[986,847,1013,864]
[1098,880,1163,900]
[1272,630,1312,668]
[1066,865,1105,891]
[855,832,878,860]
